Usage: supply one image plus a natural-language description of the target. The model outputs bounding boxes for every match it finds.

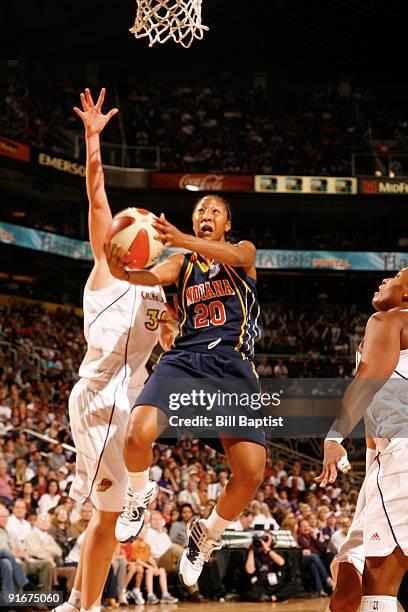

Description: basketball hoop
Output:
[130,0,208,48]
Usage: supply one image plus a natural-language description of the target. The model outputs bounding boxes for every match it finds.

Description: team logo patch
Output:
[209,262,220,279]
[370,532,381,541]
[97,478,113,492]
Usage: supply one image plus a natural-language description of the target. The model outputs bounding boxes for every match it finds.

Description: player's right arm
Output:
[105,243,184,287]
[74,88,118,290]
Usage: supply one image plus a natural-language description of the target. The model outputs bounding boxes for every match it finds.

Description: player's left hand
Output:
[315,440,351,488]
[153,213,188,248]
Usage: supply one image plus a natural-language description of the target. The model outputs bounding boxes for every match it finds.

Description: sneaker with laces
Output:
[178,517,222,587]
[131,589,145,605]
[160,593,178,604]
[146,593,159,605]
[118,590,128,606]
[115,480,159,542]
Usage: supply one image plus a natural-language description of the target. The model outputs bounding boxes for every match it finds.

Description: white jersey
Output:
[78,278,165,392]
[365,309,408,440]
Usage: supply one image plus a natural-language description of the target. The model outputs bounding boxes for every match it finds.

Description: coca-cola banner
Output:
[150,173,254,192]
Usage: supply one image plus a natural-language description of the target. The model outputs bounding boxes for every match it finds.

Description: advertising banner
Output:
[359,177,408,195]
[255,175,357,194]
[33,149,86,178]
[0,221,406,271]
[256,249,407,271]
[0,136,30,163]
[0,221,93,261]
[151,172,254,192]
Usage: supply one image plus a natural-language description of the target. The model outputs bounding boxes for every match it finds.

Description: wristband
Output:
[325,437,344,445]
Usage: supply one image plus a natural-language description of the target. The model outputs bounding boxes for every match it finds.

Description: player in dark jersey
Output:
[106,195,266,586]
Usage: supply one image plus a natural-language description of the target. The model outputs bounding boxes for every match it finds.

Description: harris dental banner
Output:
[0,221,406,271]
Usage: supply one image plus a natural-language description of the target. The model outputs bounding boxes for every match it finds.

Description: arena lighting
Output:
[375,170,382,176]
[389,171,395,178]
[184,183,200,191]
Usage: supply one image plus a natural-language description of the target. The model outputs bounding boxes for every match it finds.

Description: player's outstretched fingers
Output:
[85,87,95,107]
[96,87,106,110]
[328,462,338,483]
[73,107,85,119]
[80,92,89,112]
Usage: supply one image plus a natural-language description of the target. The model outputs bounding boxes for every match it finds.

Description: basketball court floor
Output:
[118,601,405,611]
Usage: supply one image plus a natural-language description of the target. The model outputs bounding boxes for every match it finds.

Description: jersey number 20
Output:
[194,301,226,328]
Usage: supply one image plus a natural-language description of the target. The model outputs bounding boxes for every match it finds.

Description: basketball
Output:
[106,207,164,268]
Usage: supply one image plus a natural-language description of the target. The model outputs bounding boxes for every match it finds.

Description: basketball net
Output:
[130,0,208,48]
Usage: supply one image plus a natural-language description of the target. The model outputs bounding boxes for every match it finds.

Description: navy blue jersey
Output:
[172,252,262,358]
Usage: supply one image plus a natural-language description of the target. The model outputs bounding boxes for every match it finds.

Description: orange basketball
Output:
[106,207,164,268]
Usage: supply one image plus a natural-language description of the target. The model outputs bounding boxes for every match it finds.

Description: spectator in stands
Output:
[48,505,74,560]
[297,519,333,596]
[4,440,15,466]
[111,543,128,606]
[273,359,288,378]
[257,357,273,378]
[145,511,202,602]
[0,502,53,593]
[328,516,351,555]
[177,478,201,512]
[322,512,338,541]
[7,499,31,542]
[0,503,29,603]
[122,530,150,605]
[38,478,61,514]
[13,457,35,492]
[31,462,50,498]
[14,433,28,458]
[25,512,76,591]
[230,510,254,531]
[48,443,66,471]
[287,466,306,492]
[169,503,193,547]
[19,481,38,512]
[0,460,13,505]
[71,501,93,538]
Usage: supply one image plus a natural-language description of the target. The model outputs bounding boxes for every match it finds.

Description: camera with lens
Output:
[253,532,277,550]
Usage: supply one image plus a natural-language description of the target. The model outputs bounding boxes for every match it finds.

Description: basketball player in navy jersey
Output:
[106,195,266,586]
[317,269,408,612]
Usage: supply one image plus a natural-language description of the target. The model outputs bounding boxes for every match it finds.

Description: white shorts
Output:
[331,477,366,583]
[364,438,408,557]
[68,379,143,512]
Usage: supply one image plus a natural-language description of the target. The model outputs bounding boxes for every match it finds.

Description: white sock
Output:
[127,468,150,493]
[361,595,397,611]
[205,509,231,539]
[68,589,81,609]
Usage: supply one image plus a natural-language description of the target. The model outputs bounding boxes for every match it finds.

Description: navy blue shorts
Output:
[134,348,267,454]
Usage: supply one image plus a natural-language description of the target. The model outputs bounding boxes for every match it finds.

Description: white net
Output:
[130,0,208,48]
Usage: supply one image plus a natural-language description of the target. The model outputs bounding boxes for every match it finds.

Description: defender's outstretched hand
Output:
[315,440,351,488]
[74,87,118,136]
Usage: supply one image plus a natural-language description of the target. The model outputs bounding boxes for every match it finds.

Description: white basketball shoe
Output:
[115,480,159,543]
[178,517,222,586]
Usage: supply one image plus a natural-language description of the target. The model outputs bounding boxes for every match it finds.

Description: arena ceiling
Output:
[2,0,407,69]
